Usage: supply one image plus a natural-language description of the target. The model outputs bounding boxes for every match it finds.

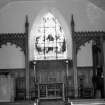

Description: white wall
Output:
[77,41,93,67]
[0,43,25,69]
[0,0,105,67]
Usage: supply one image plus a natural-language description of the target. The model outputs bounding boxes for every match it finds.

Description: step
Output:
[0,101,34,105]
[0,99,105,105]
[69,99,105,105]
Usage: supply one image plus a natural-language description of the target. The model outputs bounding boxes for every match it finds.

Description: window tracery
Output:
[34,12,67,60]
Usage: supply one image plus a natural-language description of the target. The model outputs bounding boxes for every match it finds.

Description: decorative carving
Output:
[73,31,105,52]
[0,33,26,53]
[70,15,105,53]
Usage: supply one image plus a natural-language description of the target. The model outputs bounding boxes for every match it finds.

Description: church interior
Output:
[0,0,105,105]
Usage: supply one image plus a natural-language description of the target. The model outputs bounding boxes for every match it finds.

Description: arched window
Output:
[34,12,67,60]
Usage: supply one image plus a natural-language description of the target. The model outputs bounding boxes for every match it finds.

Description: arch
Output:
[29,8,72,60]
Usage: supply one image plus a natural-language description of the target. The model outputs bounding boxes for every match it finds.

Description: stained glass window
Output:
[34,12,67,60]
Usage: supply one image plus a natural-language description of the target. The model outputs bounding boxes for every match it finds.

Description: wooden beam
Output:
[73,39,78,98]
[100,36,105,98]
[25,15,30,100]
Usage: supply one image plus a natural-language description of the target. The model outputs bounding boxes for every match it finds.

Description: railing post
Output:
[62,83,65,101]
[33,61,37,83]
[38,84,40,100]
[65,60,69,101]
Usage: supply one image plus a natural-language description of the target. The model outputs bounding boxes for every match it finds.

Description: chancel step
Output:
[70,99,105,105]
[0,101,34,105]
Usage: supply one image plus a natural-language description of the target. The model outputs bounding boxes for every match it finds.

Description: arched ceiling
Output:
[0,0,35,9]
[89,0,105,11]
[0,0,105,11]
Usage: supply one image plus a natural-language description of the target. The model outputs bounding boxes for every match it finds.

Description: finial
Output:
[71,14,74,26]
[25,15,29,27]
[25,15,29,34]
[71,14,75,33]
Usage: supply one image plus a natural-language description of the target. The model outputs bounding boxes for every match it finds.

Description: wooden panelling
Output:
[77,67,94,98]
[15,77,26,100]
